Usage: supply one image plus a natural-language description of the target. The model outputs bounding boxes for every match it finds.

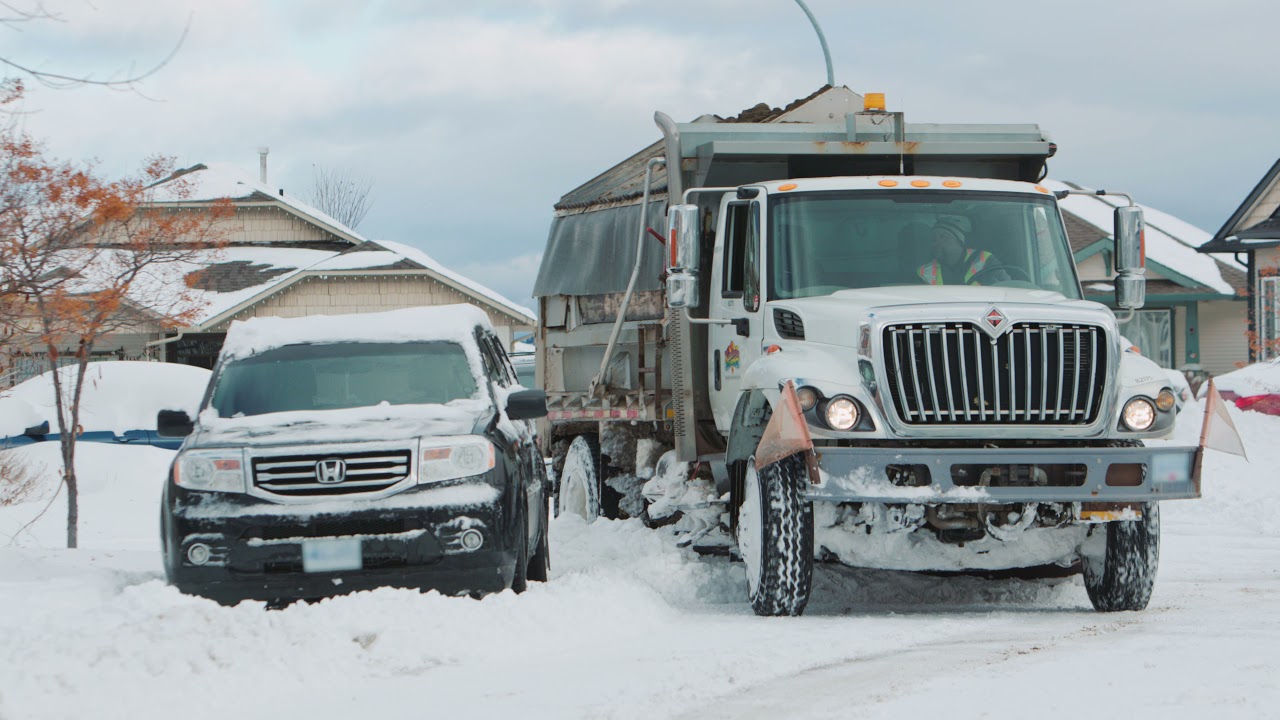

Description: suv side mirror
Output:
[157,409,194,438]
[1114,206,1146,310]
[505,389,548,421]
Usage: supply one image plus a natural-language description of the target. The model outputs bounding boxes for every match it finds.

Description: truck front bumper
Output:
[807,445,1201,504]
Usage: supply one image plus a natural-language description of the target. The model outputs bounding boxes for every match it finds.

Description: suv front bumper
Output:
[162,483,517,605]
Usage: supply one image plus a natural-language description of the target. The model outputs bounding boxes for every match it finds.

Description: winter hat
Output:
[934,215,971,245]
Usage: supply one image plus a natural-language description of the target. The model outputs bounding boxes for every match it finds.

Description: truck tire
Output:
[1083,502,1160,612]
[557,435,601,521]
[736,453,814,617]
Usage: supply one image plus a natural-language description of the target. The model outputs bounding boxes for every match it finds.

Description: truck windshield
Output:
[767,190,1081,300]
[209,341,480,417]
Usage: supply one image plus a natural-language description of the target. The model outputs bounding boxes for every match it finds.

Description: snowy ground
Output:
[1,403,1277,720]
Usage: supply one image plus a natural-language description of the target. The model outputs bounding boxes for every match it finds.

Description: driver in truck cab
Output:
[917,215,1009,285]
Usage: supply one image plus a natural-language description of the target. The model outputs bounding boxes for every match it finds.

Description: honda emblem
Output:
[315,458,347,484]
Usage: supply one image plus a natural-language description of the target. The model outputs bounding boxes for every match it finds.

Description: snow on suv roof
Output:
[219,305,493,362]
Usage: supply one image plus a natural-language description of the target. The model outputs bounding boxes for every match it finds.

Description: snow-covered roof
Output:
[1046,179,1242,295]
[150,162,367,244]
[373,240,536,322]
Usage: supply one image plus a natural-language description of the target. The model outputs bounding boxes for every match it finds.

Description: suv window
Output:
[208,341,478,417]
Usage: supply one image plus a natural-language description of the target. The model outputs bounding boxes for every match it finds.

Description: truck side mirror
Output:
[1114,206,1146,310]
[157,409,194,438]
[668,204,700,271]
[666,204,701,309]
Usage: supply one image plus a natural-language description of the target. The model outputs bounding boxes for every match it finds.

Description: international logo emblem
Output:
[315,458,348,484]
[983,306,1007,331]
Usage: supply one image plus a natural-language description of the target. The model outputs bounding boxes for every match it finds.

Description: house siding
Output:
[1199,300,1249,376]
[212,276,529,347]
[230,206,340,244]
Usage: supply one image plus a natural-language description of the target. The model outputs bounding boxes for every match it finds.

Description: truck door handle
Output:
[714,350,722,390]
[732,318,750,337]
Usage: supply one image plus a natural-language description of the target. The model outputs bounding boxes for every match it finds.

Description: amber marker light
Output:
[878,179,899,187]
[942,180,963,188]
[1035,185,1050,194]
[778,183,798,192]
[765,345,783,355]
[910,180,930,188]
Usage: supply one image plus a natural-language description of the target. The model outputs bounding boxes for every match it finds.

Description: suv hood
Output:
[188,399,492,450]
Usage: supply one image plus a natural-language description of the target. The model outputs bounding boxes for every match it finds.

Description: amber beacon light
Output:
[864,92,886,111]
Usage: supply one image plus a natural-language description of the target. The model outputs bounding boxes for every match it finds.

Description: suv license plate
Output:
[302,538,363,573]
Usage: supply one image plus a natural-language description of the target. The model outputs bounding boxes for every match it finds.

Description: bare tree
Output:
[0,98,231,547]
[308,165,375,230]
[1,1,187,92]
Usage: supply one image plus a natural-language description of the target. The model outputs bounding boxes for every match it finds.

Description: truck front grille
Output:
[883,322,1107,426]
[251,449,413,497]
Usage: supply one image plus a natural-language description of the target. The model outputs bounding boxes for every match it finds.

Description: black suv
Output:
[158,306,550,605]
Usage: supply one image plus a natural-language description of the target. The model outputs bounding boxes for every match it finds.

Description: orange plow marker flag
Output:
[1200,379,1247,459]
[755,381,820,485]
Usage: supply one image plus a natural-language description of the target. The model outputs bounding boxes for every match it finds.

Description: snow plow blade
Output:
[808,445,1200,504]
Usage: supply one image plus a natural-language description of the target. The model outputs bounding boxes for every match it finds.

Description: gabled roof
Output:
[1050,179,1244,297]
[1199,157,1280,252]
[179,241,536,330]
[150,162,368,246]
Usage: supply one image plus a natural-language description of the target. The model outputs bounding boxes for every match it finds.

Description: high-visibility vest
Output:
[918,249,994,285]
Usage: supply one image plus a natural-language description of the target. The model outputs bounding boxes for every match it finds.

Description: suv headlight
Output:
[420,437,496,483]
[175,450,246,492]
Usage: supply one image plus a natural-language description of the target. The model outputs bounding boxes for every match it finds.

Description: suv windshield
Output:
[768,190,1081,300]
[209,341,479,417]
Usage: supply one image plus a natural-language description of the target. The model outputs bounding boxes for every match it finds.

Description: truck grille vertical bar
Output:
[1069,328,1083,421]
[1084,327,1098,420]
[883,322,1106,426]
[907,329,928,419]
[923,329,943,420]
[890,329,913,420]
[1023,327,1032,419]
[1054,326,1066,420]
[941,328,957,420]
[975,332,987,421]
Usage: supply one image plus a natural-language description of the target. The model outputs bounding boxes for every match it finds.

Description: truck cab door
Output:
[708,198,765,431]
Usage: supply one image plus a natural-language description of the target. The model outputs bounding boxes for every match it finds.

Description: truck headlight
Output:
[175,450,246,492]
[420,437,496,483]
[823,396,860,431]
[1122,398,1156,431]
[796,386,819,411]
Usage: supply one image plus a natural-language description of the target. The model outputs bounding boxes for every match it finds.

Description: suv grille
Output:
[883,322,1107,426]
[251,449,413,497]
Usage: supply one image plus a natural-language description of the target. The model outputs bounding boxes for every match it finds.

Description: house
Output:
[1048,179,1248,377]
[1196,158,1280,362]
[3,162,536,383]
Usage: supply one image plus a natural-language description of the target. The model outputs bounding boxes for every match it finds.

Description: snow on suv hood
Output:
[190,398,492,449]
[774,285,1104,345]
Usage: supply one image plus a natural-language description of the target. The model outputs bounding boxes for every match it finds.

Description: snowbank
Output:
[7,361,211,435]
[1199,357,1280,399]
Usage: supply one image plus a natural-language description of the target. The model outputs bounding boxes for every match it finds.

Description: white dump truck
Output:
[533,88,1200,616]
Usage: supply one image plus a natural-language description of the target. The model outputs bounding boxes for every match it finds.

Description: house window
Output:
[1118,309,1173,368]
[1260,276,1280,361]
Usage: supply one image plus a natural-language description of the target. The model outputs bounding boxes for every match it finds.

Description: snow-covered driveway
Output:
[1,404,1277,720]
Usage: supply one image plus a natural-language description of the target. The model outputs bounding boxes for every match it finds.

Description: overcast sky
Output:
[8,0,1279,310]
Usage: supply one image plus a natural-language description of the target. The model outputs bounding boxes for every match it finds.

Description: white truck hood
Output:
[772,286,1106,346]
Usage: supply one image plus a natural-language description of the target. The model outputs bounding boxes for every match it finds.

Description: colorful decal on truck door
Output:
[724,342,740,374]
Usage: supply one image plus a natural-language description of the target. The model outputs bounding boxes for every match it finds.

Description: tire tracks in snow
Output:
[675,609,1164,719]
